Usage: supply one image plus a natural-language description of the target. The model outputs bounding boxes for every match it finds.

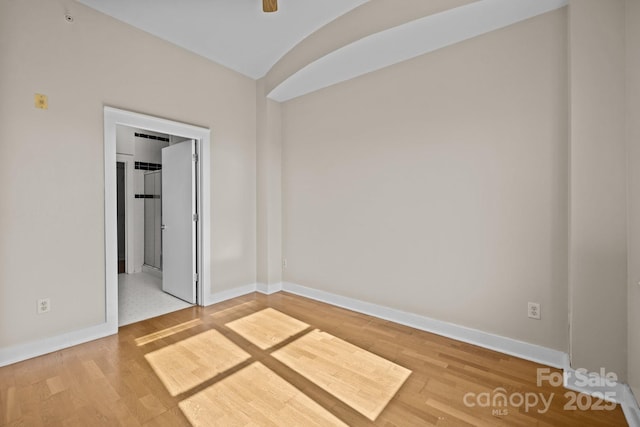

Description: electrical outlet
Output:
[37,298,51,314]
[527,302,540,320]
[282,258,287,269]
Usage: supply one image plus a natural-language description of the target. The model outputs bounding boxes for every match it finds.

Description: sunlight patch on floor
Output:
[225,308,310,350]
[179,362,348,427]
[209,300,260,319]
[135,319,203,346]
[145,329,250,396]
[272,329,412,420]
[146,309,411,422]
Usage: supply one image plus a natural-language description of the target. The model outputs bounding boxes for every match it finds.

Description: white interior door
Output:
[161,140,197,303]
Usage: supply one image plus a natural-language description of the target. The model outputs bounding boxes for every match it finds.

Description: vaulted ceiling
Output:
[77,0,568,101]
[77,0,369,78]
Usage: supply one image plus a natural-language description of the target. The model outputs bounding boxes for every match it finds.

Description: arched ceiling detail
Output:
[263,0,476,94]
[267,0,568,102]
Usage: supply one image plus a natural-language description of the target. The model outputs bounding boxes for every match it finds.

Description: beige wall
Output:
[568,0,628,379]
[282,9,569,350]
[627,0,640,400]
[0,0,256,348]
[256,80,283,288]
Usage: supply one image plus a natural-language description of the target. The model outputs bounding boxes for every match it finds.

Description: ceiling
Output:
[77,0,568,101]
[76,0,369,79]
[269,0,568,101]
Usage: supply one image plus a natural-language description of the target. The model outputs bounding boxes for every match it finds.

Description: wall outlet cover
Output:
[527,302,541,320]
[37,298,50,314]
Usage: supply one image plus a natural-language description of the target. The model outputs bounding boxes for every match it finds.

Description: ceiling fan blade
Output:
[263,0,278,13]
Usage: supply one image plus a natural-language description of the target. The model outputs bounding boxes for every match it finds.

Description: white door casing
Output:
[104,107,211,333]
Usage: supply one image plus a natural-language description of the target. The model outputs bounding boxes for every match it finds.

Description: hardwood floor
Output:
[0,292,628,426]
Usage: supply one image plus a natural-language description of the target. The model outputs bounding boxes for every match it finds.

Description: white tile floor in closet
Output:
[118,272,192,326]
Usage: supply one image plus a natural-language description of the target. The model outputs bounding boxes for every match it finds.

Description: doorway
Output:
[104,107,211,332]
[115,127,198,325]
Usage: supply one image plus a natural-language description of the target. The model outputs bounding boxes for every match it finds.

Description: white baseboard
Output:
[562,366,640,427]
[142,265,162,278]
[256,282,283,295]
[563,366,627,403]
[0,283,258,367]
[281,282,567,368]
[3,281,563,369]
[203,283,258,306]
[623,386,640,427]
[0,322,116,368]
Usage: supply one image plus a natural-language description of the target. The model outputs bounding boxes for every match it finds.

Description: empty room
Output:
[1,0,639,425]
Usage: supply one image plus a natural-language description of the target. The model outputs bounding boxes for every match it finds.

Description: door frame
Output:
[104,107,211,330]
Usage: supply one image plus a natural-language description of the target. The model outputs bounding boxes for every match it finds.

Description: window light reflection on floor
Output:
[272,328,412,420]
[225,307,310,349]
[145,329,250,396]
[179,362,348,426]
[135,318,203,346]
[145,308,411,423]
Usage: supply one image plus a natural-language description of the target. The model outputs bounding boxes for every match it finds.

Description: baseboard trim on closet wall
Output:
[623,388,640,427]
[279,282,568,369]
[0,322,116,368]
[563,366,640,427]
[256,282,283,295]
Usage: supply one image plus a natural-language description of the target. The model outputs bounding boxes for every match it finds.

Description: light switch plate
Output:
[35,93,48,109]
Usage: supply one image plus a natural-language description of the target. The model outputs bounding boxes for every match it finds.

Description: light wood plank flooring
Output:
[0,292,628,426]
